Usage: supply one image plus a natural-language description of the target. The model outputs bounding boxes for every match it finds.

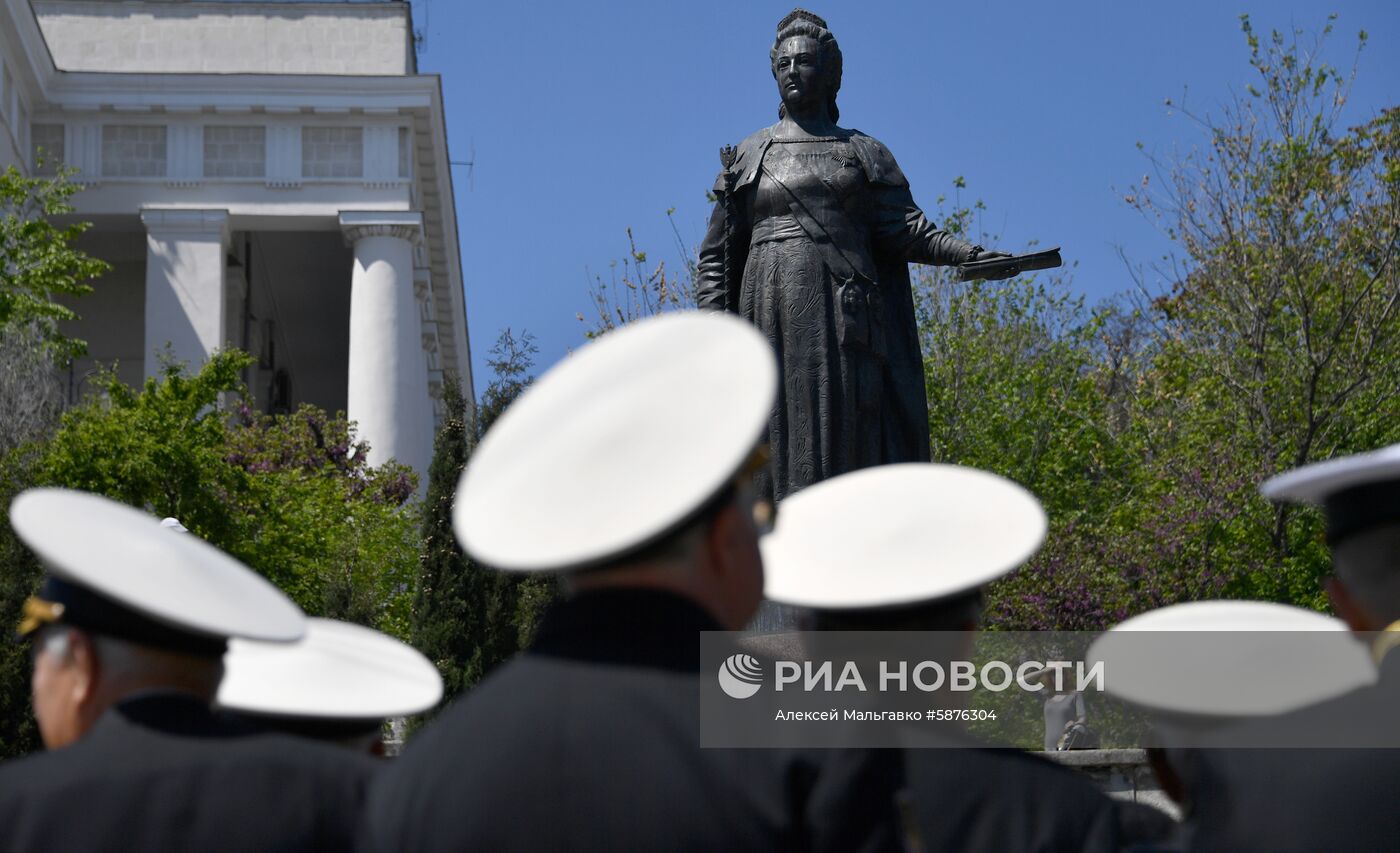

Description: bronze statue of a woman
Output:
[697,9,1011,502]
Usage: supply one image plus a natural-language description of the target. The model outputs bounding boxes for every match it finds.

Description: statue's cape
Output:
[712,124,909,194]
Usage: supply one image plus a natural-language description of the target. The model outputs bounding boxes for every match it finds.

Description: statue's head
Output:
[770,9,843,122]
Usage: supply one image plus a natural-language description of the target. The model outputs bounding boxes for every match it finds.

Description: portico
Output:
[0,0,472,481]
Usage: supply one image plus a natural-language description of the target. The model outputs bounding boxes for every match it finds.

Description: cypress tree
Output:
[412,329,553,712]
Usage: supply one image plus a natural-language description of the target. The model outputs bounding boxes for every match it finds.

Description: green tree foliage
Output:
[413,329,551,711]
[39,352,254,541]
[0,447,44,759]
[224,402,419,635]
[0,164,109,361]
[36,349,420,632]
[414,378,476,702]
[916,190,1279,630]
[920,270,1120,517]
[1126,15,1400,603]
[0,159,106,759]
[915,15,1398,629]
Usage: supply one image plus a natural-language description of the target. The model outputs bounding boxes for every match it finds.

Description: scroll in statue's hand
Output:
[956,247,1064,282]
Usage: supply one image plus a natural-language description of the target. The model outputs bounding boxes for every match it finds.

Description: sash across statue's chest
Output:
[754,139,867,223]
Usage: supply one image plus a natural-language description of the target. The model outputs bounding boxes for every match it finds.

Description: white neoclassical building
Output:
[0,0,471,479]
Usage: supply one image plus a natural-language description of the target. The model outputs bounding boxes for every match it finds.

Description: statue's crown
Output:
[777,8,828,32]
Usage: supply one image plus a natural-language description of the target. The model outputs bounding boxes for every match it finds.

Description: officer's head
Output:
[1088,601,1375,808]
[761,463,1044,634]
[10,490,305,749]
[1261,444,1400,633]
[453,312,779,632]
[1327,525,1400,631]
[28,622,223,748]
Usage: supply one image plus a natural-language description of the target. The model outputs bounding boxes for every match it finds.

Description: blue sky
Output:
[407,1,1400,389]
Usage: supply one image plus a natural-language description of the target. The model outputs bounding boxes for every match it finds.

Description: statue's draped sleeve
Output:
[696,129,771,312]
[849,134,981,267]
[696,191,745,311]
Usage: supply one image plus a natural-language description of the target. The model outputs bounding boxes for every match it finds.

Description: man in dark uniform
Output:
[1087,599,1375,851]
[1182,444,1400,852]
[0,490,379,852]
[366,312,905,852]
[760,462,1122,852]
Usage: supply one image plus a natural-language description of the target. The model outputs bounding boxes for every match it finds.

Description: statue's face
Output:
[773,36,826,112]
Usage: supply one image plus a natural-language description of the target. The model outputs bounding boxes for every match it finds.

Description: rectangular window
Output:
[101,124,167,178]
[397,126,411,178]
[31,124,64,175]
[203,125,266,178]
[301,126,363,179]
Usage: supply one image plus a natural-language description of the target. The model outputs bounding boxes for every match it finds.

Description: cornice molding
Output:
[339,211,423,247]
[140,208,230,244]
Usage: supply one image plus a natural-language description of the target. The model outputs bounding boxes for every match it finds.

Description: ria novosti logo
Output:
[717,653,764,699]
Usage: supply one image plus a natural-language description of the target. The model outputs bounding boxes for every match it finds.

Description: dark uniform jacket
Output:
[366,589,905,852]
[0,692,378,852]
[1186,651,1400,852]
[902,741,1121,852]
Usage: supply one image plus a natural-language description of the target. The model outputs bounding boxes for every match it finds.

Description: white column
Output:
[140,209,230,379]
[339,211,431,478]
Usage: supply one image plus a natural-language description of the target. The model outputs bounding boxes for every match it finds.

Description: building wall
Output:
[1,0,467,477]
[34,0,414,76]
[24,113,414,193]
[60,230,147,399]
[0,55,32,171]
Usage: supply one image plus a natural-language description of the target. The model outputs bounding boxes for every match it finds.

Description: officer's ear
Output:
[699,494,765,630]
[1326,576,1380,633]
[1145,746,1188,807]
[65,629,101,707]
[700,498,742,576]
[703,491,763,569]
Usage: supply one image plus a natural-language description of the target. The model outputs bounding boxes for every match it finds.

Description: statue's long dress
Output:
[699,130,976,503]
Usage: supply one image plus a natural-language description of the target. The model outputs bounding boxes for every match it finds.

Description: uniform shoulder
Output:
[246,731,380,765]
[0,748,69,797]
[971,749,1112,803]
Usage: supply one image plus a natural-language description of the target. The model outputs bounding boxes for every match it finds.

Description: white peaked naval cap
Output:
[1086,601,1376,718]
[761,463,1048,609]
[9,488,304,643]
[1260,442,1400,545]
[218,618,444,720]
[1260,442,1400,504]
[454,311,778,572]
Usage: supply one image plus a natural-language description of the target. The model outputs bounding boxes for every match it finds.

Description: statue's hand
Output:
[973,250,1012,262]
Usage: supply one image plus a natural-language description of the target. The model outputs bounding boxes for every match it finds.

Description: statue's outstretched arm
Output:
[870,182,981,267]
